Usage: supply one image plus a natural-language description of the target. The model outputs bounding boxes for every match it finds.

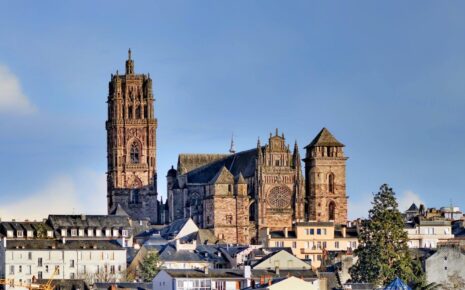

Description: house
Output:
[425,243,465,287]
[405,217,453,248]
[0,238,127,287]
[250,249,311,270]
[260,222,358,268]
[244,276,319,290]
[152,268,246,290]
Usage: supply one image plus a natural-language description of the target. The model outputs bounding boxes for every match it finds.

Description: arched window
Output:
[130,142,140,163]
[136,106,141,119]
[329,201,336,221]
[328,173,335,193]
[128,105,133,119]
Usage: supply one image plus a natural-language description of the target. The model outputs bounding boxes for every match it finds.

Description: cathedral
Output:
[167,128,348,244]
[106,52,349,241]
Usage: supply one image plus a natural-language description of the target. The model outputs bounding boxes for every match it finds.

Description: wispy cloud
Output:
[349,190,425,220]
[0,64,36,114]
[397,190,424,212]
[0,169,106,221]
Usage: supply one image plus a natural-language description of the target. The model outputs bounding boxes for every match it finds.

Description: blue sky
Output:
[0,1,464,220]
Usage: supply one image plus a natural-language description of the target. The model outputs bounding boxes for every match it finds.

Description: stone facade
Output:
[106,50,160,223]
[304,128,348,224]
[167,128,348,244]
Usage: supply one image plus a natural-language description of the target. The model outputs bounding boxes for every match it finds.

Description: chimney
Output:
[204,267,209,275]
[284,228,288,238]
[275,266,280,276]
[342,226,347,238]
[266,227,270,238]
[62,237,66,244]
[81,214,86,221]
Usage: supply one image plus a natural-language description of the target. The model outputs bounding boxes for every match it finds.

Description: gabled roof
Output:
[211,166,234,184]
[112,204,130,216]
[178,154,231,174]
[406,203,419,212]
[160,218,198,240]
[48,215,130,229]
[305,128,344,148]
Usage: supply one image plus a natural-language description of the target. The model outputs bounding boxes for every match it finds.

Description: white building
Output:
[405,218,453,248]
[0,238,126,288]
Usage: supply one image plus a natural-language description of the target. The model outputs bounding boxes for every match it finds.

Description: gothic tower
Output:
[106,49,159,223]
[304,128,348,224]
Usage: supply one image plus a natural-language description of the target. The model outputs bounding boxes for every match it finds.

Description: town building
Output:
[0,239,126,287]
[167,128,348,244]
[405,217,453,248]
[425,243,465,287]
[259,222,358,268]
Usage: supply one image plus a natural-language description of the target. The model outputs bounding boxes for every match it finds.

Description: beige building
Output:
[260,222,358,268]
[405,218,453,248]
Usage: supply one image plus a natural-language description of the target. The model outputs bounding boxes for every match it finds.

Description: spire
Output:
[229,133,236,154]
[293,140,301,169]
[275,128,279,136]
[126,48,134,75]
[257,137,262,164]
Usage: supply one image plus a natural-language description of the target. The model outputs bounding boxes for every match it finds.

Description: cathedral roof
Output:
[184,148,259,184]
[177,154,231,174]
[305,127,344,148]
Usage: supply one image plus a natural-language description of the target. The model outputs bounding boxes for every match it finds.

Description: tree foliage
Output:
[140,251,162,282]
[350,184,419,286]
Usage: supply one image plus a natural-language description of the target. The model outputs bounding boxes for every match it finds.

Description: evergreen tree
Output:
[350,184,416,286]
[140,251,162,282]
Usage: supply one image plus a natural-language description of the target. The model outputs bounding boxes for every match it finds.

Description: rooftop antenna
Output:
[229,133,236,154]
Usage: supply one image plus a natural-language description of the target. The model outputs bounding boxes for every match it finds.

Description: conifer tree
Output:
[140,251,162,282]
[350,184,416,286]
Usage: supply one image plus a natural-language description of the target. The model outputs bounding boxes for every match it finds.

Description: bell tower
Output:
[304,128,348,224]
[106,49,159,222]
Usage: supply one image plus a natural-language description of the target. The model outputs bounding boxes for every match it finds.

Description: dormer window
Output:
[79,229,85,237]
[105,229,111,237]
[27,231,34,238]
[47,231,54,238]
[96,229,102,237]
[17,231,24,238]
[87,229,94,237]
[7,230,13,238]
[112,229,119,237]
[122,230,129,237]
[61,229,67,237]
[71,229,78,237]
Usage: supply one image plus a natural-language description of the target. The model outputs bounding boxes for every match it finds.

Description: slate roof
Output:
[305,128,344,148]
[157,244,212,263]
[178,154,231,173]
[269,230,297,239]
[163,268,244,279]
[406,203,419,212]
[296,221,335,227]
[160,218,193,240]
[6,240,124,250]
[185,148,259,184]
[251,269,317,279]
[48,215,130,229]
[0,221,53,235]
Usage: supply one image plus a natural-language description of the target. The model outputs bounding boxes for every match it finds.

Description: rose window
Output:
[268,186,291,208]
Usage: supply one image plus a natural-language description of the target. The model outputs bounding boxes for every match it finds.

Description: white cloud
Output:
[0,64,36,114]
[0,169,106,221]
[397,190,424,212]
[349,190,425,220]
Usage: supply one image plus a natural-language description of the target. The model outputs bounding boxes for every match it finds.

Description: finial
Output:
[128,48,132,60]
[116,70,119,76]
[275,128,278,136]
[282,132,284,139]
[257,137,261,147]
[229,133,236,154]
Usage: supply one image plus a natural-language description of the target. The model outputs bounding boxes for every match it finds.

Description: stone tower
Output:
[106,49,159,223]
[304,128,348,224]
